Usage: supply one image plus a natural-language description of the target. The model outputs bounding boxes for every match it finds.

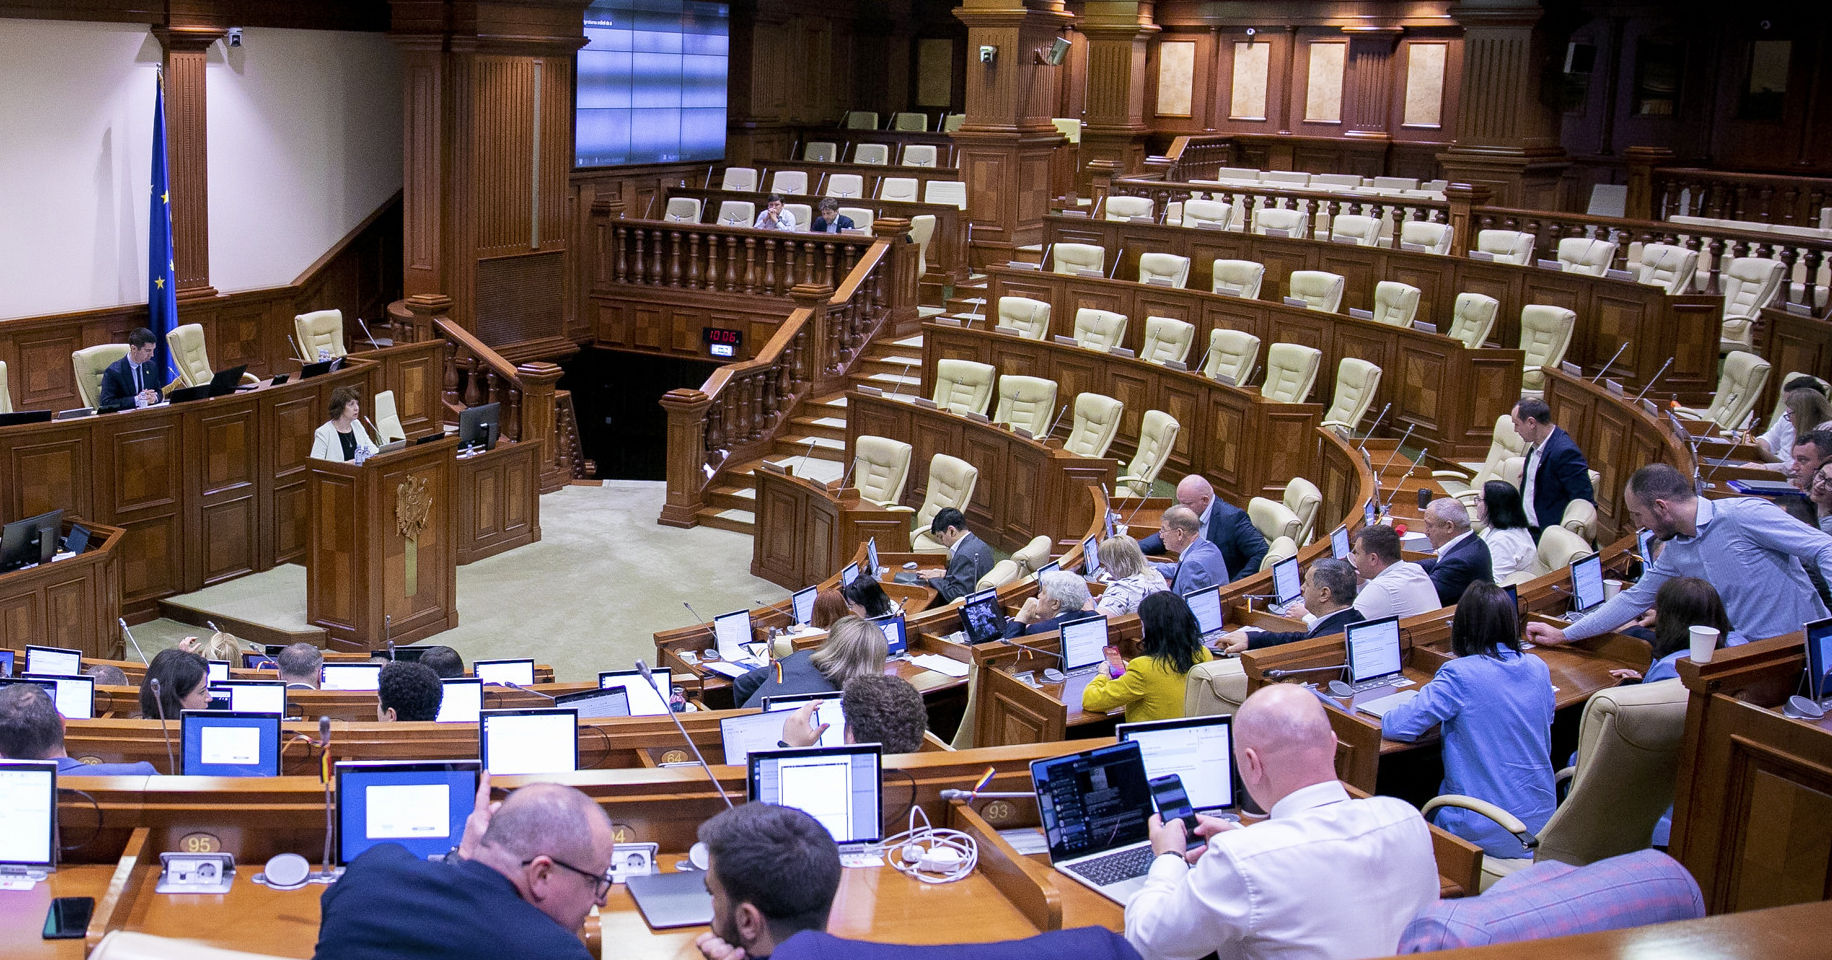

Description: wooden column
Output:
[154,26,225,301]
[1624,145,1676,220]
[1077,2,1157,191]
[1343,27,1401,139]
[1437,0,1568,209]
[1443,182,1490,257]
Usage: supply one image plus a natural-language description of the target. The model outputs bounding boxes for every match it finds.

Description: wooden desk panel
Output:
[0,522,124,659]
[751,465,912,591]
[454,439,542,565]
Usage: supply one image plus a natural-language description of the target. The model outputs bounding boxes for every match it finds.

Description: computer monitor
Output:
[207,681,286,715]
[865,538,880,578]
[0,509,62,571]
[435,678,484,723]
[721,694,847,765]
[712,610,754,662]
[597,668,672,716]
[747,744,883,845]
[479,709,578,775]
[1569,553,1606,612]
[22,674,93,719]
[458,402,501,452]
[474,659,536,688]
[300,357,342,379]
[1081,536,1102,578]
[241,652,278,671]
[1059,614,1109,673]
[1029,741,1152,860]
[840,562,861,587]
[1118,715,1237,812]
[0,410,52,427]
[207,660,231,683]
[1330,525,1351,560]
[24,645,81,677]
[335,760,480,865]
[1183,584,1223,637]
[956,590,1006,645]
[180,711,282,777]
[869,613,908,657]
[1345,616,1403,686]
[372,645,434,662]
[1807,618,1832,701]
[761,692,849,745]
[790,587,818,626]
[321,663,383,691]
[0,760,57,869]
[208,365,247,397]
[1271,556,1303,607]
[553,687,632,720]
[1035,560,1060,579]
[0,650,12,678]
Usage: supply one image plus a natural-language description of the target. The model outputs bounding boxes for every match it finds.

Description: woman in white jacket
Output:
[310,385,376,462]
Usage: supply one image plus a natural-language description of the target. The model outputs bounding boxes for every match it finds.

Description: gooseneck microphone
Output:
[149,677,176,774]
[940,787,1035,800]
[317,716,336,880]
[635,659,733,810]
[119,617,149,664]
[493,681,557,704]
[1591,341,1630,383]
[683,601,710,625]
[1263,663,1349,680]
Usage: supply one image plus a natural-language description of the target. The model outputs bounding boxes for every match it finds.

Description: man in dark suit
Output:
[1003,570,1094,637]
[923,507,994,601]
[1151,505,1229,593]
[1138,474,1268,581]
[1418,497,1494,606]
[1511,397,1594,540]
[809,198,856,234]
[1221,558,1365,653]
[96,326,162,409]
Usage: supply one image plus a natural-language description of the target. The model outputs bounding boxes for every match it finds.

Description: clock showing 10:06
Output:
[703,327,742,359]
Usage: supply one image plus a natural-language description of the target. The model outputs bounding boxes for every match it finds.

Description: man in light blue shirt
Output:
[1528,463,1832,647]
[1150,505,1228,594]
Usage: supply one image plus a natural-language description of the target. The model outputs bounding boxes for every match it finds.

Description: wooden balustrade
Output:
[607,219,869,298]
[661,186,970,284]
[1105,176,1453,245]
[1649,166,1832,228]
[1140,134,1235,182]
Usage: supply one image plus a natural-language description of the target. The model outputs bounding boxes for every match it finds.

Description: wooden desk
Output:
[1542,366,1695,543]
[453,438,542,564]
[750,465,914,591]
[0,521,124,660]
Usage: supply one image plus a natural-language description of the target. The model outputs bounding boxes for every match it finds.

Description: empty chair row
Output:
[713,168,966,208]
[839,110,956,132]
[800,140,942,167]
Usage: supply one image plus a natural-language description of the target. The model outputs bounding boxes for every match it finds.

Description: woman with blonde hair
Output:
[732,616,887,708]
[1093,535,1168,618]
[179,631,255,666]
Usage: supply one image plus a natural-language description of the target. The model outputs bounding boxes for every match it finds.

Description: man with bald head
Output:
[1418,496,1492,606]
[1124,685,1437,960]
[1150,505,1230,593]
[315,775,616,960]
[1138,475,1267,582]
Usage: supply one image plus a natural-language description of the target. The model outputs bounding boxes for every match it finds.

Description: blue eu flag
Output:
[148,72,179,382]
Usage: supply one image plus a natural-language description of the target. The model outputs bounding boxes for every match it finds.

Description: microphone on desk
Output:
[315,716,337,881]
[1383,446,1431,514]
[287,334,306,364]
[796,437,819,473]
[1375,423,1417,483]
[940,788,1036,800]
[358,318,383,352]
[683,601,711,626]
[1355,403,1392,460]
[834,454,859,493]
[490,681,557,704]
[635,659,733,812]
[1263,663,1348,681]
[998,637,1066,682]
[1591,341,1630,383]
[1043,403,1069,441]
[1038,242,1056,272]
[118,617,149,664]
[1630,357,1673,404]
[149,677,177,774]
[1106,247,1125,280]
[383,614,392,658]
[1192,343,1214,379]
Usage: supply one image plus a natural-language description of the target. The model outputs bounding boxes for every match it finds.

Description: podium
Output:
[306,437,459,650]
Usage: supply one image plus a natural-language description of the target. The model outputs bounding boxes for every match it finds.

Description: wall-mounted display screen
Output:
[577,1,729,167]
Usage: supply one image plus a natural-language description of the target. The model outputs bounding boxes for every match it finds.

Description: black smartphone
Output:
[42,896,94,939]
[1148,774,1205,850]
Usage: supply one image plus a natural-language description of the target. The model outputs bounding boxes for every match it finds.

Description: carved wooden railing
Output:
[1139,134,1235,182]
[658,219,919,528]
[608,218,871,298]
[391,294,588,493]
[1647,165,1832,228]
[1104,175,1455,244]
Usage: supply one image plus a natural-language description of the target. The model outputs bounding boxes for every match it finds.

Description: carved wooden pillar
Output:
[1444,182,1491,258]
[1438,0,1568,209]
[1624,146,1676,221]
[1077,2,1157,191]
[1343,27,1401,140]
[154,26,225,301]
[403,293,451,345]
[515,361,566,493]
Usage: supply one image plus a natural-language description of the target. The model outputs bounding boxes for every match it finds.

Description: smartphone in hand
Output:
[1149,774,1206,850]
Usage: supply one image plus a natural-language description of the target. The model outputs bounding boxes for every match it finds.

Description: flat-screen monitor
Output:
[747,744,883,845]
[866,538,880,579]
[1330,525,1351,560]
[436,679,484,723]
[791,587,818,626]
[180,711,282,777]
[0,650,12,677]
[761,691,848,746]
[474,659,536,688]
[23,674,93,719]
[720,692,847,765]
[597,668,672,716]
[840,562,861,587]
[575,2,730,168]
[869,614,907,657]
[1271,556,1303,607]
[1346,616,1403,686]
[1081,536,1102,578]
[24,645,81,677]
[1808,618,1832,701]
[208,681,286,715]
[1183,584,1223,636]
[1569,553,1605,612]
[1119,715,1237,812]
[0,760,57,868]
[458,402,501,452]
[242,652,278,671]
[321,663,383,691]
[300,357,342,379]
[956,589,1006,645]
[0,509,62,571]
[712,610,753,662]
[207,660,231,683]
[479,708,579,775]
[553,687,632,720]
[335,760,480,865]
[1059,614,1109,673]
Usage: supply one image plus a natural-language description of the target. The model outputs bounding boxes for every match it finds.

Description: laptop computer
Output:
[208,365,247,396]
[473,658,536,688]
[206,680,286,715]
[597,668,672,716]
[1344,616,1406,694]
[207,660,231,684]
[1034,560,1060,580]
[1330,525,1352,560]
[180,710,283,776]
[869,613,908,657]
[321,662,383,691]
[712,609,765,666]
[1565,553,1607,620]
[957,589,1007,644]
[0,760,58,880]
[22,674,94,719]
[436,678,485,722]
[748,744,882,853]
[1030,740,1156,904]
[1058,614,1110,677]
[865,537,881,579]
[1269,555,1303,611]
[0,650,12,678]
[1081,535,1103,580]
[720,692,848,765]
[479,708,578,775]
[24,645,81,677]
[1183,584,1225,644]
[1806,618,1832,703]
[1117,715,1240,815]
[790,586,818,626]
[335,760,479,866]
[553,686,633,720]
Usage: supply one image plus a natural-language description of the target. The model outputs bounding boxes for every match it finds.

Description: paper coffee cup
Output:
[1689,625,1720,664]
[1604,578,1623,600]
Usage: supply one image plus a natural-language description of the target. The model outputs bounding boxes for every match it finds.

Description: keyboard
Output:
[1356,688,1421,718]
[1064,845,1154,887]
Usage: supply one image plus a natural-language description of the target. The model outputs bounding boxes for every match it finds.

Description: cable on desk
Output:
[58,787,103,852]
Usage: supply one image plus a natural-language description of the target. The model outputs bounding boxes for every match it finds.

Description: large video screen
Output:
[577,1,729,167]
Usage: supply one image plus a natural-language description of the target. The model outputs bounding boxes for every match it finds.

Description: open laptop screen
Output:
[335,760,479,865]
[713,610,752,662]
[474,659,536,688]
[723,693,848,765]
[791,587,818,626]
[24,674,94,719]
[209,680,286,715]
[869,614,908,657]
[436,679,484,723]
[1060,615,1109,673]
[1346,616,1403,685]
[554,687,632,720]
[206,660,231,683]
[1118,715,1236,811]
[1031,740,1151,860]
[24,645,80,677]
[0,760,56,867]
[1035,560,1060,579]
[1808,618,1832,701]
[1082,537,1102,578]
[479,709,578,775]
[597,669,671,716]
[1183,585,1223,636]
[866,538,880,579]
[0,650,13,678]
[181,711,282,777]
[1570,553,1605,612]
[1330,525,1351,560]
[840,562,861,587]
[748,744,883,844]
[321,663,383,691]
[1271,556,1302,606]
[957,590,1005,644]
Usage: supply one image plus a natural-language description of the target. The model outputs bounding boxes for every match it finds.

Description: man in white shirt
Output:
[1124,684,1438,960]
[1286,524,1437,623]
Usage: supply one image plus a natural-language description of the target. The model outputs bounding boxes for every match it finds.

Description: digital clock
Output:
[703,327,743,359]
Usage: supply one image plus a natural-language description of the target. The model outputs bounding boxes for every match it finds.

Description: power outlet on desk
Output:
[157,852,236,894]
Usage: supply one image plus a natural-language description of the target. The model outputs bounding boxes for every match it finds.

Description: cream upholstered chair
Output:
[1400,220,1453,254]
[1435,415,1528,498]
[931,359,995,416]
[714,200,756,226]
[853,143,891,165]
[1248,498,1302,544]
[1181,199,1235,230]
[1518,305,1577,393]
[1117,410,1179,496]
[1052,242,1106,276]
[1370,281,1421,327]
[1636,243,1698,294]
[0,361,11,414]
[1137,253,1191,288]
[664,197,703,222]
[890,111,927,131]
[1204,329,1261,385]
[924,180,967,209]
[1185,658,1250,718]
[90,930,295,960]
[838,207,875,232]
[1528,525,1594,579]
[1072,308,1129,351]
[1261,343,1322,402]
[905,454,981,548]
[1287,270,1346,313]
[1259,535,1298,572]
[1329,213,1381,246]
[976,560,1021,591]
[1012,535,1053,575]
[1251,206,1309,238]
[908,215,936,275]
[879,177,919,202]
[993,375,1058,435]
[852,435,913,508]
[1322,358,1382,432]
[719,167,758,192]
[768,170,809,195]
[1421,679,1688,887]
[1210,259,1265,299]
[1063,393,1124,457]
[1764,371,1831,431]
[784,203,814,230]
[1675,350,1770,431]
[372,390,407,444]
[294,309,347,361]
[1476,229,1536,265]
[1719,257,1786,352]
[1447,293,1500,349]
[1140,316,1195,366]
[1557,236,1617,276]
[942,114,965,132]
[996,297,1051,340]
[803,141,838,162]
[72,344,130,408]
[901,144,938,168]
[1561,499,1599,544]
[167,323,257,388]
[1284,477,1323,545]
[824,174,864,198]
[1104,195,1154,222]
[843,110,879,129]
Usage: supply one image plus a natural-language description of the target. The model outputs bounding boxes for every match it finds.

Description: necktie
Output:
[133,363,142,393]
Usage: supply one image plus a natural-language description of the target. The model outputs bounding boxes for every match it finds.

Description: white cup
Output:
[1603,578,1624,600]
[1689,625,1721,665]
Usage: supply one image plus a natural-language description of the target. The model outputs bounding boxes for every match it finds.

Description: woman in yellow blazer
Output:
[1082,591,1211,722]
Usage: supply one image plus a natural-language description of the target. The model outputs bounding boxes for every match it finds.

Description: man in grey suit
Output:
[1151,505,1228,594]
[923,507,994,601]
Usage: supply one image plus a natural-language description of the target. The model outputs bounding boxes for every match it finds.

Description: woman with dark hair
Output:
[1081,591,1210,722]
[138,648,211,720]
[1382,581,1555,858]
[1475,480,1535,583]
[808,589,851,630]
[310,385,375,462]
[840,577,896,619]
[1629,576,1731,683]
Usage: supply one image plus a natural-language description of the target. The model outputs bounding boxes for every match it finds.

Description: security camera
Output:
[227,27,243,47]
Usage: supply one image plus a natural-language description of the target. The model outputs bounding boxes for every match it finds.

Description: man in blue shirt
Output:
[1528,463,1832,647]
[1150,505,1229,593]
[0,684,159,775]
[1138,474,1267,581]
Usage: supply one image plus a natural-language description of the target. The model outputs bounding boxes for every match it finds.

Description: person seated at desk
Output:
[1610,577,1731,684]
[311,385,378,462]
[920,507,994,602]
[83,663,129,687]
[0,684,159,775]
[754,194,798,231]
[1220,558,1365,654]
[138,648,211,719]
[1152,505,1229,593]
[1419,497,1493,606]
[780,674,928,753]
[379,661,443,722]
[96,326,164,409]
[1302,524,1439,622]
[1381,581,1556,859]
[692,803,842,960]
[842,576,899,618]
[1476,480,1536,583]
[1812,460,1832,535]
[1792,430,1832,493]
[732,616,887,709]
[1124,685,1437,960]
[808,197,856,234]
[1083,591,1212,723]
[1094,535,1170,618]
[1749,379,1832,467]
[1005,570,1093,636]
[180,630,256,664]
[420,644,465,679]
[277,642,323,689]
[1139,475,1266,582]
[314,777,613,960]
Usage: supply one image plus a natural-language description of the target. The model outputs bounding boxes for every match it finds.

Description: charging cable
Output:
[874,806,977,884]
